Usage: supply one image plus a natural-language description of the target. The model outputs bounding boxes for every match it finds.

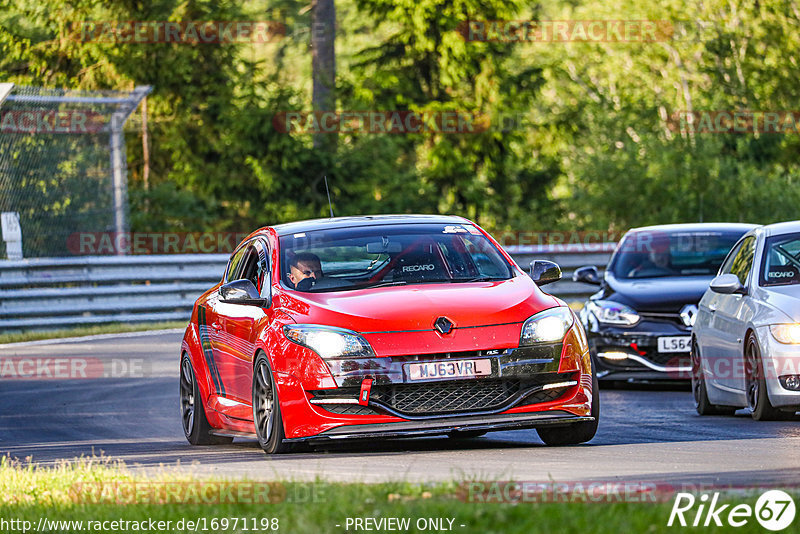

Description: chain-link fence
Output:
[0,84,150,258]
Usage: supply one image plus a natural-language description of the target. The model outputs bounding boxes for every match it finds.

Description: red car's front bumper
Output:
[273,325,595,442]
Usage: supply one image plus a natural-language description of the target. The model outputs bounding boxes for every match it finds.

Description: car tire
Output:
[745,334,793,421]
[253,353,291,454]
[180,355,233,445]
[536,369,600,446]
[691,341,737,416]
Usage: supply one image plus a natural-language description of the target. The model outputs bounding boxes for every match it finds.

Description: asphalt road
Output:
[1,331,799,486]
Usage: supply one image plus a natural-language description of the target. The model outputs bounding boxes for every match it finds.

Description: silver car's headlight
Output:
[769,324,800,344]
[283,325,375,359]
[586,300,640,326]
[520,307,574,345]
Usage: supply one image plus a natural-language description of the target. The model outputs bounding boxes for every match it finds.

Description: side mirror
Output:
[219,279,270,307]
[529,260,562,286]
[573,265,602,285]
[709,273,745,295]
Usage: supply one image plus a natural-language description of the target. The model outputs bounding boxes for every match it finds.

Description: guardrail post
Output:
[0,83,13,106]
[108,85,152,255]
[1,212,22,260]
[109,113,127,252]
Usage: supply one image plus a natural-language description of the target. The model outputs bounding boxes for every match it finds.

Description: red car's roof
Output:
[270,214,470,236]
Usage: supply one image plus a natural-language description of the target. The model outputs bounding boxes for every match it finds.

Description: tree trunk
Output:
[311,0,336,152]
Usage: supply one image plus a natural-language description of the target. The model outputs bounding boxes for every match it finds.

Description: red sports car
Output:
[180,215,598,453]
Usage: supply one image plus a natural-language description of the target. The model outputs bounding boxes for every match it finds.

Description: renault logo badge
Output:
[434,317,454,334]
[680,304,698,327]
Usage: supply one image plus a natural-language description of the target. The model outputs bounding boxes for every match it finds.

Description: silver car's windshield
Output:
[278,223,515,292]
[760,232,800,287]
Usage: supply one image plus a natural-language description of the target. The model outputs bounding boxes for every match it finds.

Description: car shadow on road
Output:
[0,432,549,468]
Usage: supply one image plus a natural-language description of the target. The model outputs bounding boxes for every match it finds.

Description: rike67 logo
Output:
[668,490,796,531]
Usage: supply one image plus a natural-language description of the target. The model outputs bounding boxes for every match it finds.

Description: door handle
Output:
[211,321,222,330]
[708,305,717,313]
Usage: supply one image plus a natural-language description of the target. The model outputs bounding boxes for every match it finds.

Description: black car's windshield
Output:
[279,223,515,292]
[760,232,800,287]
[609,230,744,279]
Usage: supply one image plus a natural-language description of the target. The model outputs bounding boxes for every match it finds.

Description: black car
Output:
[573,223,756,382]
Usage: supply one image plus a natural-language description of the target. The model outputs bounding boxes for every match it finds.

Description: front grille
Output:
[639,312,688,328]
[368,374,573,415]
[370,379,522,414]
[311,373,575,417]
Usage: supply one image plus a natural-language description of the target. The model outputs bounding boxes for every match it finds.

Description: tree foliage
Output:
[1,0,798,241]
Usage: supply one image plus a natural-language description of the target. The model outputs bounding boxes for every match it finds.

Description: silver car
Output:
[692,221,800,420]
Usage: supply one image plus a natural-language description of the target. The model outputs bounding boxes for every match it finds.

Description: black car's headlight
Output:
[520,307,574,345]
[586,300,640,326]
[283,325,376,359]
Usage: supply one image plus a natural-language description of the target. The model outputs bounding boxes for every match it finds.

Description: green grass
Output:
[0,456,787,533]
[0,321,186,345]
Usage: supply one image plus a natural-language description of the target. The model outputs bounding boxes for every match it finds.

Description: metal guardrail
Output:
[0,255,228,330]
[0,246,614,331]
[507,243,615,301]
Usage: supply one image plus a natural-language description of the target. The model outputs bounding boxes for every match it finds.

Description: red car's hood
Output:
[280,276,558,332]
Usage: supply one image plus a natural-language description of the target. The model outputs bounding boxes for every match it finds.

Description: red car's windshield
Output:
[279,223,515,292]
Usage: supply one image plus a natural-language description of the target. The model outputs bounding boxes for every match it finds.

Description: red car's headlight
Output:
[283,325,376,359]
[520,307,574,345]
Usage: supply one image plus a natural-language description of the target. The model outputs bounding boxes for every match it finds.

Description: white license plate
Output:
[407,359,491,381]
[658,336,692,353]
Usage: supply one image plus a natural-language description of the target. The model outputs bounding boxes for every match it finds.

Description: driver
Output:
[629,250,671,277]
[288,252,323,289]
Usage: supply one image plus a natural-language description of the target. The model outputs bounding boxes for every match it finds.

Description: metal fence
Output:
[0,245,614,332]
[0,84,151,258]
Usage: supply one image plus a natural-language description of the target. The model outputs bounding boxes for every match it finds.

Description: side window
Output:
[227,240,270,292]
[728,236,756,285]
[719,239,745,275]
[238,245,264,289]
[253,241,271,295]
[226,246,249,282]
